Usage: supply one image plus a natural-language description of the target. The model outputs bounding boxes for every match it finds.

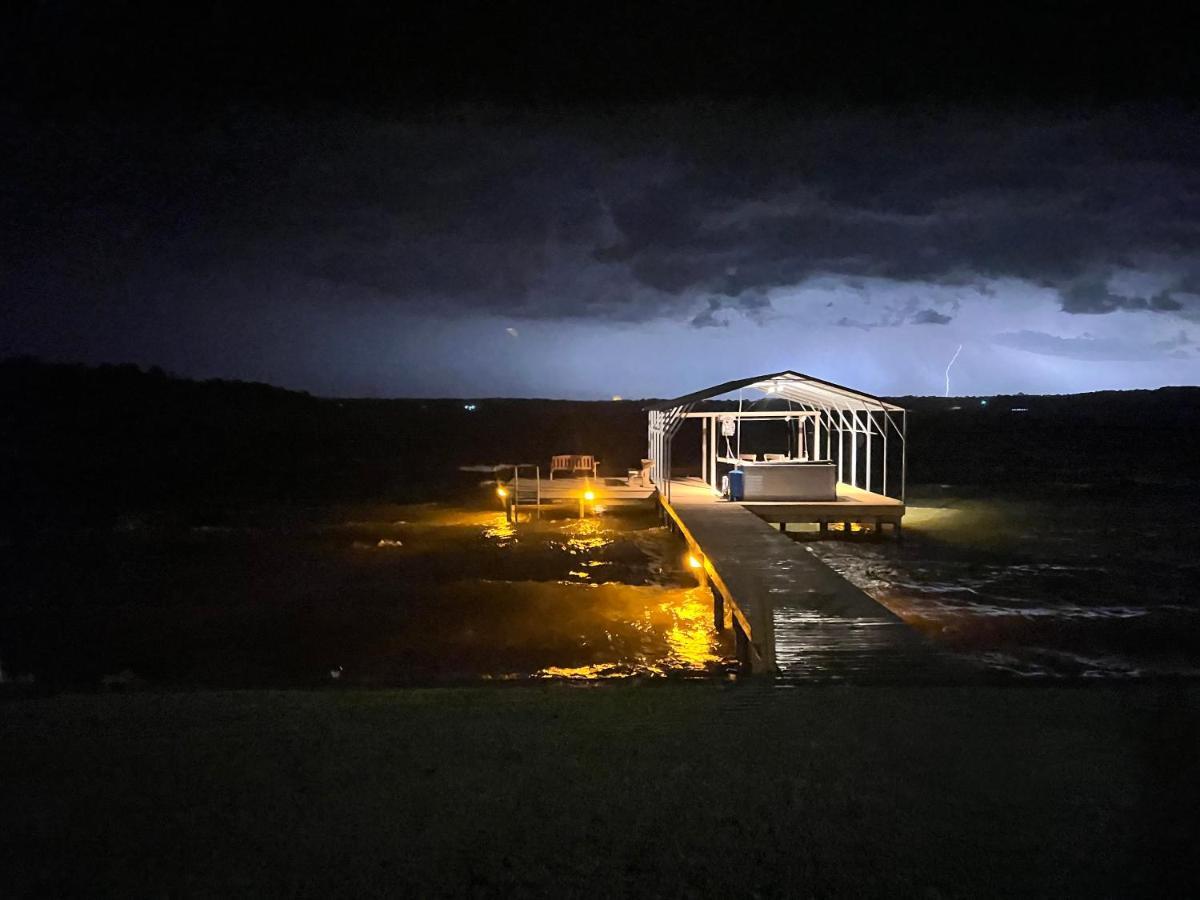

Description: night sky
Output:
[3,3,1198,398]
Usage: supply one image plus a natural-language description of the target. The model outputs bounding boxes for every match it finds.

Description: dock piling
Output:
[733,619,751,669]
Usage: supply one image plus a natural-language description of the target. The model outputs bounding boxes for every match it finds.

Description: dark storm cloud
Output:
[834,296,959,330]
[911,309,953,325]
[690,299,727,329]
[1060,279,1183,314]
[689,293,772,329]
[5,104,1200,335]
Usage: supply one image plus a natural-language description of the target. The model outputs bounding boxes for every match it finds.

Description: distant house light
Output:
[464,403,477,411]
[1011,407,1029,412]
[612,395,623,401]
[980,399,989,406]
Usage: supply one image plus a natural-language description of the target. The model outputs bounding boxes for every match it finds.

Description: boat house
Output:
[495,369,921,672]
[646,370,907,535]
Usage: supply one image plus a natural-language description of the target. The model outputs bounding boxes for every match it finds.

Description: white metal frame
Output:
[647,370,908,503]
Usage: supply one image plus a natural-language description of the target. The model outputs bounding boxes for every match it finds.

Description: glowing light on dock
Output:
[583,490,595,502]
[688,554,702,569]
[496,486,507,498]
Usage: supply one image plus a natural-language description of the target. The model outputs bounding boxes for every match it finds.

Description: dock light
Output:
[688,554,702,570]
[583,490,595,502]
[496,486,507,498]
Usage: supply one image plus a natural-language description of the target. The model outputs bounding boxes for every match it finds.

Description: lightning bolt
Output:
[944,344,963,398]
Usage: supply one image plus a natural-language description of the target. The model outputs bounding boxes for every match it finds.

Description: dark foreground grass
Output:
[2,684,1198,898]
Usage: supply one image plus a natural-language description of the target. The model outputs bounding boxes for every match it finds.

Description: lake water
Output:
[2,482,1196,687]
[808,485,1200,679]
[0,498,735,687]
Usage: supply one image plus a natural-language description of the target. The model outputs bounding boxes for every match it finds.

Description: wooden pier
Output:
[498,470,656,521]
[663,478,943,677]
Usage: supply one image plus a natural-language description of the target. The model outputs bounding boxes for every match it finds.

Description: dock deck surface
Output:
[665,479,963,680]
[498,475,656,519]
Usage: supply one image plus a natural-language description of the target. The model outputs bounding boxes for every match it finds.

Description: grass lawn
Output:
[2,684,1198,897]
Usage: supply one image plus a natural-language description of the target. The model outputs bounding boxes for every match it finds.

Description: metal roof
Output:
[644,370,906,413]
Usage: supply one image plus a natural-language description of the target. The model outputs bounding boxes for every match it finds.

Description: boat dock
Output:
[495,369,968,677]
[497,469,656,521]
[663,478,941,677]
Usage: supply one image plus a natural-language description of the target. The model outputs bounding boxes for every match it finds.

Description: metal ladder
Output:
[507,464,541,519]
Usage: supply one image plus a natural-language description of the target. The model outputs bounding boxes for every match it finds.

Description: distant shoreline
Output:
[4,356,1198,403]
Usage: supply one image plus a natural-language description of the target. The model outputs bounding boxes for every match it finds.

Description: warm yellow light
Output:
[583,490,595,502]
[687,554,702,569]
[496,486,507,498]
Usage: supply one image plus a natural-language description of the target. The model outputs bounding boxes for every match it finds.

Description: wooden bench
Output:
[550,454,598,478]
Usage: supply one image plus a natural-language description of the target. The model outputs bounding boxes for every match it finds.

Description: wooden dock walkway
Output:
[498,472,656,521]
[664,479,959,679]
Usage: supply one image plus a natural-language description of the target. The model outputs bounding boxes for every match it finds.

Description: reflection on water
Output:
[532,587,726,679]
[536,664,633,679]
[662,588,725,670]
[2,497,739,687]
[481,515,518,547]
[347,504,734,681]
[554,517,615,555]
[10,486,1195,687]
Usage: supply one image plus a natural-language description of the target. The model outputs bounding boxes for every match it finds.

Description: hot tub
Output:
[739,461,836,501]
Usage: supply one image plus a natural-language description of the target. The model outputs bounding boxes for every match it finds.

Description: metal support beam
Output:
[865,410,873,493]
[881,413,888,497]
[850,409,859,488]
[709,416,719,492]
